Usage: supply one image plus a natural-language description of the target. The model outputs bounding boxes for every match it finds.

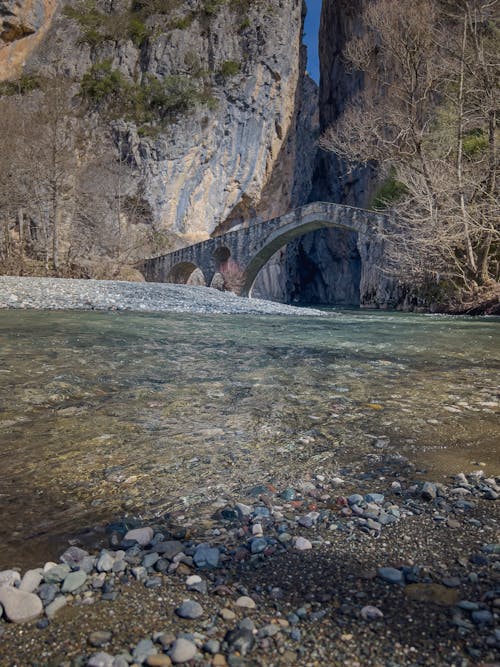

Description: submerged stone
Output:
[405,583,460,606]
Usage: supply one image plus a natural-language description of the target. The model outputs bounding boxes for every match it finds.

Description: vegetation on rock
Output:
[80,60,215,126]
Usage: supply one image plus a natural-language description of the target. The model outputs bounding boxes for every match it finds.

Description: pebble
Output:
[421,482,437,500]
[185,575,202,587]
[294,537,312,551]
[0,467,498,665]
[146,656,172,667]
[280,488,296,501]
[235,503,252,517]
[154,541,184,559]
[0,276,327,316]
[133,638,157,662]
[175,600,204,619]
[0,586,43,623]
[220,608,236,621]
[235,596,256,609]
[458,600,479,611]
[194,545,220,569]
[19,569,43,593]
[124,527,154,546]
[89,631,113,647]
[44,563,71,583]
[86,652,115,667]
[250,538,267,554]
[441,577,461,588]
[259,623,280,637]
[38,583,58,606]
[204,639,220,654]
[62,570,87,593]
[60,546,90,566]
[378,567,404,584]
[361,605,384,621]
[45,595,68,618]
[143,553,160,569]
[169,637,197,663]
[472,610,493,625]
[365,493,385,504]
[97,553,115,573]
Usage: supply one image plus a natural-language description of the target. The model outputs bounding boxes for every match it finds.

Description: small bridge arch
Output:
[168,261,206,286]
[140,202,387,297]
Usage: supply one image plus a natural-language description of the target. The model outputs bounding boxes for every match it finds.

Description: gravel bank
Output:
[0,277,325,317]
[0,467,499,666]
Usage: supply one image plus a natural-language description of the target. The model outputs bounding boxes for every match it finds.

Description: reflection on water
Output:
[0,309,498,567]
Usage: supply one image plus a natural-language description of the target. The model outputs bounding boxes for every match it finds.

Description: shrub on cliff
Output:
[80,62,216,127]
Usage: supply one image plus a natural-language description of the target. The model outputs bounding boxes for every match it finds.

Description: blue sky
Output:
[303,0,322,83]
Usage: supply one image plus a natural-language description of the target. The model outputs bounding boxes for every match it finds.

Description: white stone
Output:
[43,561,58,572]
[0,569,21,588]
[185,575,202,587]
[0,586,43,623]
[361,605,384,621]
[19,569,43,593]
[97,552,115,572]
[86,652,115,667]
[294,536,312,551]
[124,526,154,546]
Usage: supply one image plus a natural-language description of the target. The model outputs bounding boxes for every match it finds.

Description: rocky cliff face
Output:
[18,0,306,248]
[0,0,56,78]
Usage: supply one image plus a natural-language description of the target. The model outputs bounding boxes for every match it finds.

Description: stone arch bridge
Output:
[140,202,387,296]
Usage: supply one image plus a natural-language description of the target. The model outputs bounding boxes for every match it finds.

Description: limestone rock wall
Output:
[0,0,56,78]
[26,0,305,246]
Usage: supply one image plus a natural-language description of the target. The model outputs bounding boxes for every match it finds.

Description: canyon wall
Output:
[255,0,404,307]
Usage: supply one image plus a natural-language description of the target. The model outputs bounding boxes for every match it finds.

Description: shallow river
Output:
[0,309,498,568]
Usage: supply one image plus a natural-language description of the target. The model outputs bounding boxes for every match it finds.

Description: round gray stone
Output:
[175,599,204,619]
[169,637,197,663]
[378,567,404,584]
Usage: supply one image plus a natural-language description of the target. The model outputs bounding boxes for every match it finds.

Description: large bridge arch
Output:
[241,217,358,297]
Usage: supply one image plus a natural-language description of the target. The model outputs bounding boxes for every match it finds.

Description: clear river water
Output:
[0,309,498,568]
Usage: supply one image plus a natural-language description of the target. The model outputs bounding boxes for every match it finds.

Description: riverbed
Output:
[0,307,498,570]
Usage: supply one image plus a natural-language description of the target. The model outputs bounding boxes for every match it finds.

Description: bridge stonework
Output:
[140,202,387,296]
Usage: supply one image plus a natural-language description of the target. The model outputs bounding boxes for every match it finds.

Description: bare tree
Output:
[27,79,79,273]
[321,0,499,304]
